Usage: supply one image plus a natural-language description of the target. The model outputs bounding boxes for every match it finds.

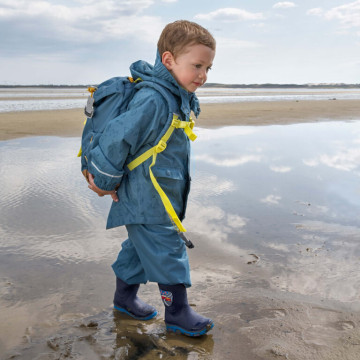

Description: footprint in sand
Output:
[335,321,356,331]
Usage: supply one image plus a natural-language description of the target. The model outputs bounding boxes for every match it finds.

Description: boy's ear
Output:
[162,51,174,70]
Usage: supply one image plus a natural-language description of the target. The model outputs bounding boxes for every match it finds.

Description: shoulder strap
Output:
[127,81,197,233]
[127,114,197,233]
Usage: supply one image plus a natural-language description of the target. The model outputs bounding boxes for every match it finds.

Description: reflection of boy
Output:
[87,20,216,336]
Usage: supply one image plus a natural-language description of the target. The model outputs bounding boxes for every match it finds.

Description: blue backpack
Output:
[78,76,197,237]
[78,76,142,174]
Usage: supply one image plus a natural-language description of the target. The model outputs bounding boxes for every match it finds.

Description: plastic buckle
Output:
[189,117,195,130]
[172,117,180,128]
[155,140,167,153]
[88,86,97,93]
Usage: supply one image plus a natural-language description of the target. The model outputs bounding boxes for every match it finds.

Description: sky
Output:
[0,0,359,85]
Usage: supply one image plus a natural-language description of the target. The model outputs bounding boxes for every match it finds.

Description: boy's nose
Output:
[199,71,207,82]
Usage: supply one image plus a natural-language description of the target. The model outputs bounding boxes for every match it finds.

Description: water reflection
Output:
[1,122,360,301]
[0,137,125,264]
[1,121,360,356]
[188,121,360,304]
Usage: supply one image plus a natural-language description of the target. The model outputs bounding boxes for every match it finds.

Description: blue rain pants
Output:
[112,223,191,288]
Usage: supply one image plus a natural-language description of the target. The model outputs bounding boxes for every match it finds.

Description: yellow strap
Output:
[127,115,196,170]
[149,152,186,232]
[184,126,197,141]
[128,77,142,83]
[88,86,97,96]
[127,114,197,232]
[127,147,153,171]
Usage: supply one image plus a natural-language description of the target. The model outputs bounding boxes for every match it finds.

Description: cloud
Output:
[307,1,360,29]
[216,36,262,49]
[307,8,323,16]
[226,214,248,229]
[303,159,319,167]
[194,7,264,22]
[260,194,281,205]
[324,0,360,28]
[0,0,154,21]
[186,202,248,250]
[193,154,262,167]
[270,165,292,173]
[273,2,297,9]
[0,0,162,56]
[304,147,360,171]
[319,148,360,171]
[191,173,235,198]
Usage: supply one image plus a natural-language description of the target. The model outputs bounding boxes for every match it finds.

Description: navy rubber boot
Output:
[113,277,157,320]
[158,283,214,337]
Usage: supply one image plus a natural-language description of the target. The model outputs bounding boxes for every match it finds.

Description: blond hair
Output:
[157,20,216,59]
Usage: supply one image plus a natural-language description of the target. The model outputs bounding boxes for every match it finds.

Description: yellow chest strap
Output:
[127,114,197,233]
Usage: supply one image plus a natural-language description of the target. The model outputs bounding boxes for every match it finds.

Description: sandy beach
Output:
[1,99,360,360]
[1,99,359,140]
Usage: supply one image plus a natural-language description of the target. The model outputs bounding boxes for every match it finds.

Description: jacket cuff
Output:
[88,147,124,191]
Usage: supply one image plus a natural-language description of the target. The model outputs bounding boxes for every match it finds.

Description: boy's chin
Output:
[184,85,198,93]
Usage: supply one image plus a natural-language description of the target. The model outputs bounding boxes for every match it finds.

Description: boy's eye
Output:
[194,64,212,72]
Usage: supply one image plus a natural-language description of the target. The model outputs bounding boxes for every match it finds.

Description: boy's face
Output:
[162,44,215,93]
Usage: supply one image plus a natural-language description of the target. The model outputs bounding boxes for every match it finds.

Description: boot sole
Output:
[166,321,214,337]
[114,305,158,321]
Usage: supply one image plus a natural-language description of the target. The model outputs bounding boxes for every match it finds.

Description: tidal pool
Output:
[189,122,360,304]
[1,120,360,358]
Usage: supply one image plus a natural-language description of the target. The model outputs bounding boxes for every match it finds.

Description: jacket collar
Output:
[130,51,201,118]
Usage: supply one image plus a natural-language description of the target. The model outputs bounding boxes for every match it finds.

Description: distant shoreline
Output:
[1,83,360,89]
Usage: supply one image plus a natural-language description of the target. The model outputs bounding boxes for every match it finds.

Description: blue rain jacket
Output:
[87,52,201,229]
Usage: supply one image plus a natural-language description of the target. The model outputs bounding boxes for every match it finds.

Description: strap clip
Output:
[189,117,195,130]
[155,140,167,153]
[171,117,181,128]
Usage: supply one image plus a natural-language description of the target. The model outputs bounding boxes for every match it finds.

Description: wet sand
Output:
[1,102,360,359]
[3,233,360,360]
[0,99,359,140]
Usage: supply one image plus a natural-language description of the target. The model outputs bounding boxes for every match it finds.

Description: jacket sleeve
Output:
[87,89,168,191]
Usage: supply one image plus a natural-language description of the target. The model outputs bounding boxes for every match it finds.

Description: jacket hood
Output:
[130,51,201,118]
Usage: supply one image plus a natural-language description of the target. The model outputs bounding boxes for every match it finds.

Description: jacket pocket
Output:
[150,167,187,218]
[152,167,184,180]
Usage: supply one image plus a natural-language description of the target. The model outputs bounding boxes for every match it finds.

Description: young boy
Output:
[86,20,216,336]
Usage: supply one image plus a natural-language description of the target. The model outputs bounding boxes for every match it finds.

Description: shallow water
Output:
[0,88,87,98]
[1,121,360,358]
[197,87,360,103]
[0,88,88,112]
[0,98,87,112]
[1,87,360,112]
[190,122,360,304]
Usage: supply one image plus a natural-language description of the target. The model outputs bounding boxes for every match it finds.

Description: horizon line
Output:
[0,82,359,89]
